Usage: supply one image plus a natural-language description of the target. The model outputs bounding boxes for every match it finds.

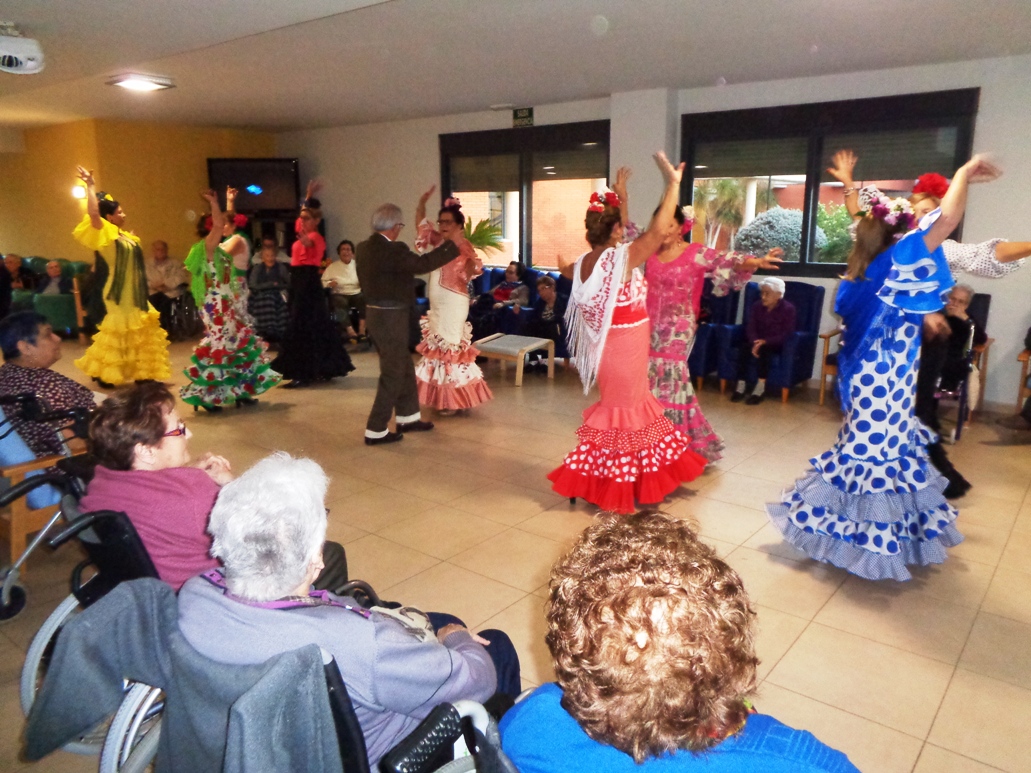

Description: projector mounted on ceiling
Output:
[0,22,44,75]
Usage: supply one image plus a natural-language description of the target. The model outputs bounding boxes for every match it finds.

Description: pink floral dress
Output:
[645,243,753,461]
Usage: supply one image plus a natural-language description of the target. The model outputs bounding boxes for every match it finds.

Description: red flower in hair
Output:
[588,190,621,212]
[913,173,949,199]
[232,213,249,229]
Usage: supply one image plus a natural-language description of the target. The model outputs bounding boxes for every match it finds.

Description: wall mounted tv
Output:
[207,158,300,215]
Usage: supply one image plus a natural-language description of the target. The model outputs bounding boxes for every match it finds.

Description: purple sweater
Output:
[746,299,797,347]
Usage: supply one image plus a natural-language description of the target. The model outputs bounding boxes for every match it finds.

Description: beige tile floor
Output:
[4,338,1031,772]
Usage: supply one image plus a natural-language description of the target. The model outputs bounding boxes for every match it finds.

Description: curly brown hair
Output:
[546,513,758,762]
[89,381,176,470]
[585,204,621,248]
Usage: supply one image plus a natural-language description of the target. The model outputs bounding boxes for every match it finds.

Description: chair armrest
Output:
[0,454,66,480]
[1018,349,1030,364]
[973,338,994,370]
[818,328,843,340]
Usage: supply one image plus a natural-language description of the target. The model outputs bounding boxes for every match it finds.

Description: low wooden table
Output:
[474,334,555,386]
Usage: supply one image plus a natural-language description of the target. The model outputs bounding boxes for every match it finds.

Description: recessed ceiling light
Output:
[546,171,556,175]
[543,166,555,170]
[694,165,708,169]
[582,142,598,147]
[106,73,175,92]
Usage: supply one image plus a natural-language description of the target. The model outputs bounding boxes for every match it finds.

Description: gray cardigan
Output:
[23,579,344,773]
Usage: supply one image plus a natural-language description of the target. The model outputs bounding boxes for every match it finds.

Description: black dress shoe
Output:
[745,393,765,406]
[396,419,434,433]
[730,391,746,403]
[365,432,403,446]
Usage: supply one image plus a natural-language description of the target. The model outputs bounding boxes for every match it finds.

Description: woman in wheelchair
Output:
[177,452,521,768]
[79,381,347,592]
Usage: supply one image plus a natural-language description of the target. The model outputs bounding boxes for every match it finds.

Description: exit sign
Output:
[513,107,534,127]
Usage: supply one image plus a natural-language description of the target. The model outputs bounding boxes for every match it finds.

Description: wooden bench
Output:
[474,334,554,386]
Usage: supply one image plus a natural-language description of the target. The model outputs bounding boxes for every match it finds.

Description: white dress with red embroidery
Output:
[548,259,705,513]
[414,220,493,410]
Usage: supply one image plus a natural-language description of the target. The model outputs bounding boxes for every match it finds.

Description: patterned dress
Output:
[180,241,281,409]
[548,245,706,513]
[645,244,753,461]
[767,218,962,581]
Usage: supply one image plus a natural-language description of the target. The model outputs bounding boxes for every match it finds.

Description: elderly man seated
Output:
[0,311,95,458]
[501,513,859,773]
[79,382,348,592]
[145,240,190,333]
[36,261,73,295]
[177,452,521,767]
[4,253,38,291]
[730,276,797,405]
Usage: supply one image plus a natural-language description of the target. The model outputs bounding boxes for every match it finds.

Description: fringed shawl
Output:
[564,243,629,394]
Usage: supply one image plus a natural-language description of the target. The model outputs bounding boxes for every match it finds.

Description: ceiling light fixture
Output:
[582,142,598,147]
[71,184,86,199]
[543,166,555,170]
[106,73,175,92]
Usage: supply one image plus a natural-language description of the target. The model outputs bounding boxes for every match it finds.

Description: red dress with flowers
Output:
[548,268,706,513]
[180,242,281,409]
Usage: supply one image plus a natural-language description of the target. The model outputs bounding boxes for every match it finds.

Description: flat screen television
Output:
[207,158,299,215]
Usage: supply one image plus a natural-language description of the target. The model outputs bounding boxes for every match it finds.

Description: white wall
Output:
[278,54,1031,408]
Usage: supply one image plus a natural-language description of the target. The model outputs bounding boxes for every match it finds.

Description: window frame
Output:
[439,120,610,266]
[679,89,979,278]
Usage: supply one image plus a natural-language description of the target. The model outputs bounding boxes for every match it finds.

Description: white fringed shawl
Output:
[564,243,629,395]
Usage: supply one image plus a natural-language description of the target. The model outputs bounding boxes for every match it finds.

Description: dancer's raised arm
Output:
[628,152,684,269]
[925,155,1002,253]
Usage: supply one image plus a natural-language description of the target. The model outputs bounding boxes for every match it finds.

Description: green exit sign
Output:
[513,107,534,127]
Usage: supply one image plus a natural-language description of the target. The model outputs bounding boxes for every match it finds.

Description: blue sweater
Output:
[500,683,860,773]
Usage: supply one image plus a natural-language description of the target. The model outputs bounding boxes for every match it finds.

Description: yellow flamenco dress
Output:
[72,215,171,385]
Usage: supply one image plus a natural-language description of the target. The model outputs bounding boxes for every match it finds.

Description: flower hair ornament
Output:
[443,196,462,209]
[856,193,916,236]
[588,189,621,212]
[680,205,696,237]
[232,213,249,229]
[912,173,949,199]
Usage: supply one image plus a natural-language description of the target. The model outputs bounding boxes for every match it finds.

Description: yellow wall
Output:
[0,119,276,263]
[0,120,99,260]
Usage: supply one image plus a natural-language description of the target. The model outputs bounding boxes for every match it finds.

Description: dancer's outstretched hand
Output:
[654,151,684,186]
[827,150,857,186]
[963,154,1002,184]
[612,166,631,203]
[418,184,437,205]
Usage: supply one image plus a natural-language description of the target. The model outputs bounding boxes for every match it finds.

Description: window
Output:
[440,121,609,268]
[681,89,978,277]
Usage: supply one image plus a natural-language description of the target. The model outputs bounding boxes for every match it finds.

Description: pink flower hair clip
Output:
[443,196,462,209]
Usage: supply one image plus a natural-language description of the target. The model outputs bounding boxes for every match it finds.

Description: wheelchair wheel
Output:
[99,683,163,773]
[0,583,26,622]
[21,593,110,754]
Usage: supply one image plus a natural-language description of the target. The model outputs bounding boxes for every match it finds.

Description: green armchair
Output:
[22,257,91,340]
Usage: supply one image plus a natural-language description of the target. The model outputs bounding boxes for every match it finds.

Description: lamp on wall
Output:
[106,72,175,92]
[71,184,86,199]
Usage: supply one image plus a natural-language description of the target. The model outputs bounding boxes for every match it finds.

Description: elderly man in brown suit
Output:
[355,202,460,445]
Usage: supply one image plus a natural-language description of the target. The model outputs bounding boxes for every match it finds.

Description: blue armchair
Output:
[688,278,742,391]
[716,280,825,403]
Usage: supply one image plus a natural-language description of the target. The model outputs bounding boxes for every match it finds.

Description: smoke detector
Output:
[0,22,44,75]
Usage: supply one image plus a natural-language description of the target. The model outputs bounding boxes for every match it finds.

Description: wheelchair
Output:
[0,394,93,621]
[167,288,203,341]
[20,483,159,757]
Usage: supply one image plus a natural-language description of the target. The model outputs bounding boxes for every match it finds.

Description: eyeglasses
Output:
[163,421,187,438]
[436,219,456,226]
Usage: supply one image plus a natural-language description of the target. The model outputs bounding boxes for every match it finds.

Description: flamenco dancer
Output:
[221,186,257,327]
[181,191,281,412]
[413,188,493,415]
[72,166,171,386]
[767,154,1001,581]
[548,152,707,514]
[646,204,783,461]
[270,182,353,388]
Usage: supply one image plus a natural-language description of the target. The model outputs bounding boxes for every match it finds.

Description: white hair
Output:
[951,283,974,300]
[758,276,785,296]
[371,203,403,232]
[208,452,328,601]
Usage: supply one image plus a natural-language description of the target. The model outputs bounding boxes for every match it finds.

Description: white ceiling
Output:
[2,0,1031,132]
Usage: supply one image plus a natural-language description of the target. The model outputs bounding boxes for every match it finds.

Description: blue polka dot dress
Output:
[767,222,963,581]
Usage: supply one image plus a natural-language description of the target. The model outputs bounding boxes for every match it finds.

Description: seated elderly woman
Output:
[80,381,348,592]
[177,452,521,767]
[0,311,96,458]
[500,513,859,773]
[731,276,797,405]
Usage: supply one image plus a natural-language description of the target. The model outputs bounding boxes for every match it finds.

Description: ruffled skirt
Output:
[74,304,171,385]
[549,322,706,513]
[415,315,493,410]
[180,286,281,408]
[649,351,724,461]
